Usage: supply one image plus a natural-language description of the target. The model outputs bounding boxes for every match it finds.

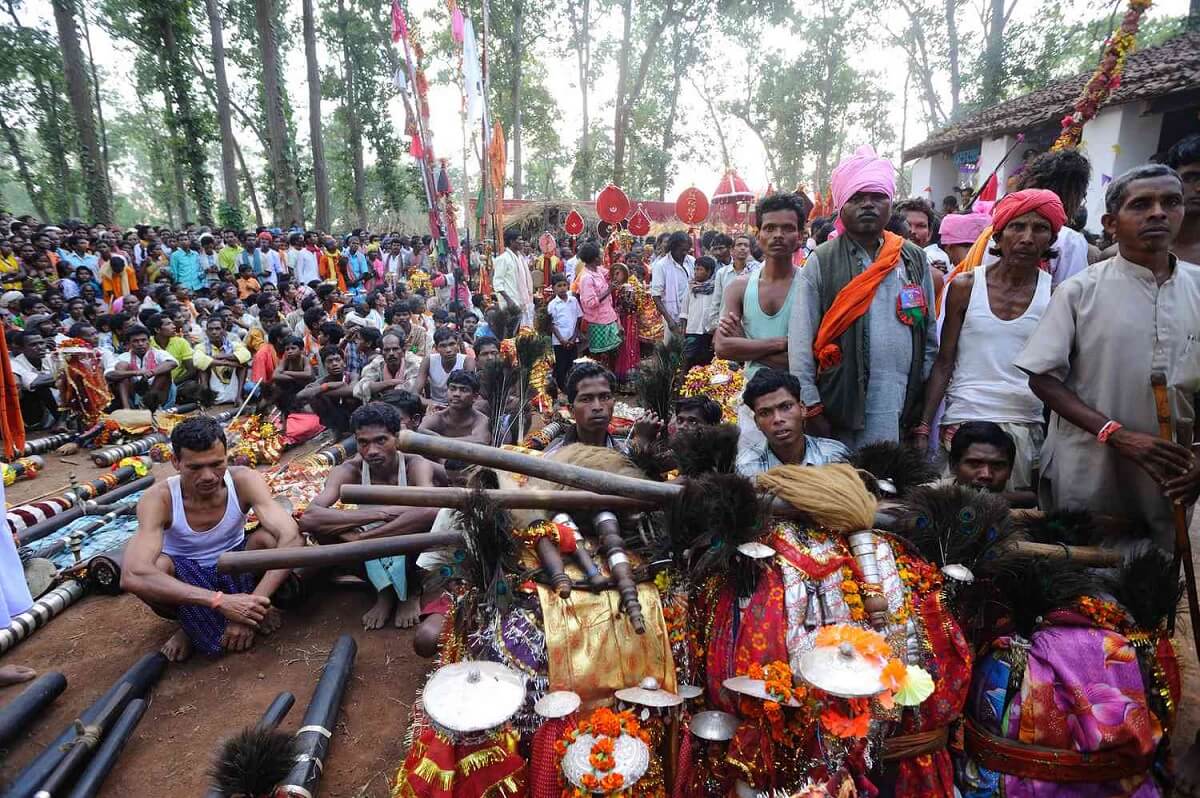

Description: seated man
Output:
[735,368,850,477]
[105,324,176,410]
[193,317,252,405]
[147,313,198,401]
[299,403,440,630]
[272,334,314,429]
[673,395,723,432]
[296,346,361,440]
[352,330,421,404]
[417,369,490,445]
[543,361,622,454]
[947,420,1036,507]
[383,389,426,431]
[121,416,301,661]
[11,331,63,430]
[414,326,475,410]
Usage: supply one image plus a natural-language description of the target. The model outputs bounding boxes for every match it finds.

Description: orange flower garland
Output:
[557,707,651,797]
[1074,595,1130,631]
[840,564,866,622]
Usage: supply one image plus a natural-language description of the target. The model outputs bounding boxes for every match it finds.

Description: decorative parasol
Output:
[615,676,684,709]
[421,661,526,734]
[596,184,630,224]
[689,711,739,742]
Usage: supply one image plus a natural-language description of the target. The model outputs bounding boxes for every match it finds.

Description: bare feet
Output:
[0,664,37,686]
[220,622,256,653]
[394,595,421,629]
[161,629,193,663]
[362,589,396,631]
[413,613,445,658]
[259,607,284,636]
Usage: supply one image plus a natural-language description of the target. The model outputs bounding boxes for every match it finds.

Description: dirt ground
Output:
[1,428,1199,796]
[0,430,431,797]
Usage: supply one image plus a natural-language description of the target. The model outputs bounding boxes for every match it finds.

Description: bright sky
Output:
[20,0,1192,203]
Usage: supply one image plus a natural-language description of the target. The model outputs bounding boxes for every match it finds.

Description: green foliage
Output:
[218,200,245,228]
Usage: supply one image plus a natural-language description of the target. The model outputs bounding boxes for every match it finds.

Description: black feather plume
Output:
[668,473,766,579]
[209,726,296,798]
[893,484,1012,568]
[1115,542,1182,631]
[635,338,685,422]
[479,358,519,446]
[987,558,1106,636]
[454,473,518,606]
[624,439,674,481]
[487,303,521,340]
[670,424,740,476]
[849,441,939,497]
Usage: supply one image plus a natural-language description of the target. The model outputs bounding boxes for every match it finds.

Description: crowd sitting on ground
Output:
[1,133,1198,661]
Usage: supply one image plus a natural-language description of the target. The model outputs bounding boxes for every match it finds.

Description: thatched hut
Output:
[501,201,600,239]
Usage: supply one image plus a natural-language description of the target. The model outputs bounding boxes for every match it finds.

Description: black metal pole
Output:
[34,683,133,797]
[6,652,167,798]
[64,698,148,798]
[0,672,67,750]
[275,636,357,797]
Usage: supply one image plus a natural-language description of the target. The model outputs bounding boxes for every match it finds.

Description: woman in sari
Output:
[577,243,620,369]
[610,262,640,388]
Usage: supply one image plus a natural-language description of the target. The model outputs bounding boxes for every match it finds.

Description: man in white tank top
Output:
[914,189,1065,497]
[299,402,440,631]
[122,416,301,661]
[414,327,476,409]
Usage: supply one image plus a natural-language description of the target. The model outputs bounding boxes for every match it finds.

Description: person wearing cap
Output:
[254,233,283,286]
[788,145,938,448]
[1015,164,1200,549]
[914,189,1063,494]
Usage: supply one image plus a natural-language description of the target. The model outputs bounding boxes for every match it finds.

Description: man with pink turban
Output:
[913,189,1065,496]
[788,145,940,447]
[937,211,992,268]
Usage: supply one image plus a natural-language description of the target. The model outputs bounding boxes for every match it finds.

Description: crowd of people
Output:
[0,133,1197,661]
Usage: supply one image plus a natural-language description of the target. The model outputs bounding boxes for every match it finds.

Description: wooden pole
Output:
[217,529,464,574]
[396,431,680,502]
[340,485,656,511]
[1003,540,1122,566]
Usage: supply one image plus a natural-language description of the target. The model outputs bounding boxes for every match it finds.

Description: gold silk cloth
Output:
[537,582,676,710]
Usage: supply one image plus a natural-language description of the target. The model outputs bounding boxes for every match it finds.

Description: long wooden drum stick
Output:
[341,485,656,511]
[1151,373,1200,651]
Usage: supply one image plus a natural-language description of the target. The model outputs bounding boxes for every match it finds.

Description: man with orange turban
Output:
[1015,164,1200,549]
[914,189,1064,498]
[788,145,939,447]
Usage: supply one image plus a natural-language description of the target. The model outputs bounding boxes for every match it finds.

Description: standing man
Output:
[650,231,695,339]
[915,189,1063,492]
[1166,134,1200,265]
[290,233,320,288]
[1015,164,1200,549]
[218,231,244,276]
[492,229,534,327]
[1012,150,1093,287]
[788,145,938,448]
[708,233,758,331]
[300,403,440,630]
[895,198,948,274]
[122,416,300,661]
[169,235,203,292]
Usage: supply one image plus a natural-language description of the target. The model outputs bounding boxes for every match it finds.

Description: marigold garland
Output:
[1074,595,1130,631]
[1052,0,1153,150]
[679,360,744,424]
[839,564,866,622]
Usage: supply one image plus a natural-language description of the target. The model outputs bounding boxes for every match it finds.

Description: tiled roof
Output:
[903,31,1200,161]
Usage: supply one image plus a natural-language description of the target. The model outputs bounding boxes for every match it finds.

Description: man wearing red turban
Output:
[914,189,1065,498]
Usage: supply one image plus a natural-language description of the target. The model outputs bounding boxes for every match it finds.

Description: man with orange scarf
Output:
[788,145,938,448]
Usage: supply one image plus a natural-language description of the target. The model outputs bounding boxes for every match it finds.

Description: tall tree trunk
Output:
[50,0,111,223]
[204,0,241,214]
[79,9,112,207]
[612,0,633,187]
[655,36,684,201]
[255,0,303,226]
[171,153,190,225]
[0,116,49,220]
[980,0,1006,106]
[302,0,330,230]
[233,136,265,227]
[509,0,524,199]
[944,0,961,117]
[336,0,367,228]
[161,18,213,225]
[570,0,591,190]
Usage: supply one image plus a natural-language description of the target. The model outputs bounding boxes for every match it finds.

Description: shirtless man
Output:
[299,402,440,630]
[122,416,301,661]
[417,369,490,445]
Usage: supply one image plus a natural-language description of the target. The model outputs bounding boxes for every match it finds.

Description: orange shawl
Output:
[0,329,26,458]
[812,231,904,373]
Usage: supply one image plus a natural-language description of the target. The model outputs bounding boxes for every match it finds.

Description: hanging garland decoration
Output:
[1051,0,1153,151]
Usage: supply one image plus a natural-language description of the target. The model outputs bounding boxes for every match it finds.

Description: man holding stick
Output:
[123,416,301,661]
[299,402,440,630]
[1015,164,1200,548]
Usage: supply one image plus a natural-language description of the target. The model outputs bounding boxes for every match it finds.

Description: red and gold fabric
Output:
[393,726,527,798]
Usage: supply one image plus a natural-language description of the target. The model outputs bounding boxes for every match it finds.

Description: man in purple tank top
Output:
[123,416,301,661]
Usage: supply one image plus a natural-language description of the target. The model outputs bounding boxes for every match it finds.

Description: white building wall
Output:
[1080,103,1164,232]
[908,151,962,204]
[980,134,1020,199]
